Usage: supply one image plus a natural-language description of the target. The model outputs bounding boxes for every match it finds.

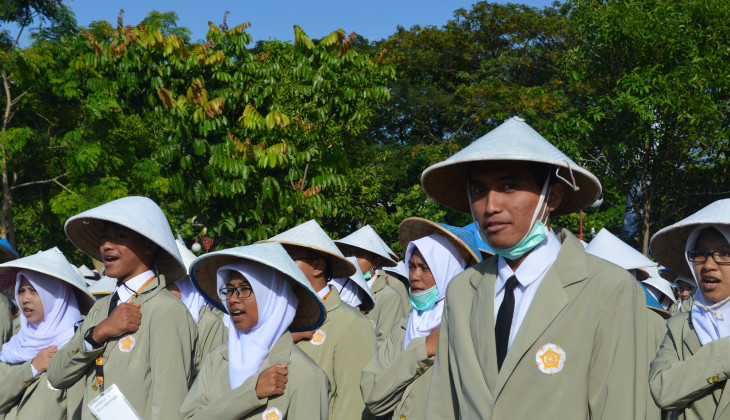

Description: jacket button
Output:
[92,385,98,391]
[708,375,721,384]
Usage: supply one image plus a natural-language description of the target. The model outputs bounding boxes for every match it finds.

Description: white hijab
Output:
[0,269,82,364]
[217,262,298,389]
[175,276,208,324]
[686,225,730,345]
[329,257,365,308]
[404,234,466,349]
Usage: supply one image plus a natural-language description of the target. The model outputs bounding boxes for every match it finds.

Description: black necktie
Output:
[495,275,520,371]
[108,291,120,316]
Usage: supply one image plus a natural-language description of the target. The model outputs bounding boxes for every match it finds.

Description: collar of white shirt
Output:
[496,230,562,293]
[115,270,156,303]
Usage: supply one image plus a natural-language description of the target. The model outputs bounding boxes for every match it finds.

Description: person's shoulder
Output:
[666,310,690,330]
[334,301,373,327]
[290,343,329,383]
[444,260,494,299]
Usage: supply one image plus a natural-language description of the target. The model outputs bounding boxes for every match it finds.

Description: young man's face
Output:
[99,223,156,283]
[677,282,694,301]
[468,161,561,250]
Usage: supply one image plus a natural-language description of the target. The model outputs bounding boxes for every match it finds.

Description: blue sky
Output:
[6,0,558,46]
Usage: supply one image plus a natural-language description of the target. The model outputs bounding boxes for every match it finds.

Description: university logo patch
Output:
[262,407,282,420]
[535,343,566,375]
[118,335,136,353]
[310,329,326,346]
[371,320,376,329]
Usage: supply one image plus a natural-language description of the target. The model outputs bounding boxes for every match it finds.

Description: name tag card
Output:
[88,384,142,420]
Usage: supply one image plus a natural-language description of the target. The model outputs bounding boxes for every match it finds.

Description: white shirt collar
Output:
[496,230,561,291]
[316,285,330,299]
[115,270,156,303]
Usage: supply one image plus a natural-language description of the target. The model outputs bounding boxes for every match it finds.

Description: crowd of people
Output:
[0,116,725,419]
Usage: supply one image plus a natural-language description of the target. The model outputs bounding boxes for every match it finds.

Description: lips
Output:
[701,275,722,291]
[484,219,510,233]
[230,308,245,321]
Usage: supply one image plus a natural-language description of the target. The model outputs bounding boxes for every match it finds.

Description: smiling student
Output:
[360,218,480,420]
[180,242,329,419]
[649,199,730,419]
[46,196,197,420]
[421,117,653,419]
[0,248,94,420]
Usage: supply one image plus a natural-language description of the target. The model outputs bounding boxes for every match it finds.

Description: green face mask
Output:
[409,285,440,311]
[491,221,548,260]
[363,270,372,281]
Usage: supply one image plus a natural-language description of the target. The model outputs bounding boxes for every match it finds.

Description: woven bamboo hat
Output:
[640,282,671,320]
[642,266,676,303]
[176,238,197,274]
[335,225,398,268]
[650,199,730,278]
[260,220,356,278]
[64,196,186,282]
[384,260,408,283]
[585,228,655,271]
[88,276,117,298]
[399,217,482,267]
[190,242,326,332]
[340,256,376,312]
[0,238,18,264]
[462,222,495,259]
[0,247,95,314]
[421,116,601,216]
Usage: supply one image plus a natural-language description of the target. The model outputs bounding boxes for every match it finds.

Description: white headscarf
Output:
[0,269,82,364]
[329,277,363,308]
[403,234,466,349]
[175,276,208,324]
[686,225,730,345]
[217,262,298,389]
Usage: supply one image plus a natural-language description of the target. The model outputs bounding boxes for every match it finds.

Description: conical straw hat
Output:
[639,282,671,320]
[585,229,655,271]
[0,238,18,264]
[642,266,677,302]
[461,223,495,259]
[88,276,117,297]
[335,226,398,268]
[176,238,197,274]
[65,196,185,282]
[398,218,482,267]
[384,260,408,283]
[260,220,356,278]
[190,242,326,332]
[650,199,730,278]
[0,247,95,314]
[421,116,601,216]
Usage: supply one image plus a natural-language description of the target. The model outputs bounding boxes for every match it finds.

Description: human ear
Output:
[311,257,326,277]
[545,183,565,213]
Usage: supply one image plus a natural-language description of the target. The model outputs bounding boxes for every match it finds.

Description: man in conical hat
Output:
[261,220,377,420]
[335,225,407,345]
[46,196,198,420]
[421,117,652,419]
[0,294,12,350]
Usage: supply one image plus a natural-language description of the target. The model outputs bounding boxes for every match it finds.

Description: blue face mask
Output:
[491,220,548,260]
[409,285,440,311]
[363,269,372,281]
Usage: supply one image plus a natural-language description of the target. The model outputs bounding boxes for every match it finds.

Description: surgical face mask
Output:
[409,285,439,311]
[363,270,372,281]
[468,175,551,261]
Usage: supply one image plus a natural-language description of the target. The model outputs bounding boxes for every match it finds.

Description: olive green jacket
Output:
[650,311,730,419]
[46,276,198,420]
[361,317,433,420]
[0,361,83,420]
[180,332,330,420]
[386,275,412,315]
[297,287,376,420]
[647,310,669,420]
[0,295,12,351]
[366,273,405,346]
[426,229,654,419]
[193,306,227,380]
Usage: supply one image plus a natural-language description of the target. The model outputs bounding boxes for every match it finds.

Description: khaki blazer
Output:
[366,273,405,346]
[361,317,433,420]
[193,306,226,380]
[180,332,330,419]
[649,312,730,419]
[0,295,12,350]
[675,296,694,315]
[0,361,83,420]
[426,229,654,419]
[385,275,412,315]
[46,276,198,420]
[297,287,376,420]
[647,310,669,419]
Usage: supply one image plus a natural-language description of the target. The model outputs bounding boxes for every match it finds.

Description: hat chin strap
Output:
[467,176,551,249]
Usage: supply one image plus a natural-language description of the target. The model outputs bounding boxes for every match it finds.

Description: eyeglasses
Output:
[688,250,730,265]
[218,285,254,300]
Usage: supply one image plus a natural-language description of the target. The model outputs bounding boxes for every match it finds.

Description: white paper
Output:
[88,384,142,420]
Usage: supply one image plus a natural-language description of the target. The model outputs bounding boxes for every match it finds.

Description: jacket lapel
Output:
[493,231,584,398]
[470,258,499,393]
[682,315,701,356]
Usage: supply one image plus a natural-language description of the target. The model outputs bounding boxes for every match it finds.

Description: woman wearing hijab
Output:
[649,199,730,419]
[180,242,329,419]
[360,218,480,419]
[0,248,94,420]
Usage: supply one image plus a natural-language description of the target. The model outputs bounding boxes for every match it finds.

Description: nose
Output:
[702,255,720,271]
[410,268,422,287]
[484,190,501,215]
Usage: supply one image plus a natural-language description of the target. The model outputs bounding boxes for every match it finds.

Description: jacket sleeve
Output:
[193,309,226,378]
[649,327,730,410]
[149,304,197,420]
[46,321,103,389]
[360,322,431,416]
[425,300,458,420]
[588,280,650,419]
[374,290,405,346]
[180,352,267,420]
[0,361,37,414]
[331,315,376,420]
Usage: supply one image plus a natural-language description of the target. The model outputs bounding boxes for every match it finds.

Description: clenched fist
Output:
[93,303,142,343]
[31,346,58,373]
[255,364,288,399]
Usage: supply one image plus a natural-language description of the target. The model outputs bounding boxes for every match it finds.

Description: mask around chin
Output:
[409,285,440,311]
[491,220,549,261]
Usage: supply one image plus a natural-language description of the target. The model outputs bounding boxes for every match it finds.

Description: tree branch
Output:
[11,172,76,196]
